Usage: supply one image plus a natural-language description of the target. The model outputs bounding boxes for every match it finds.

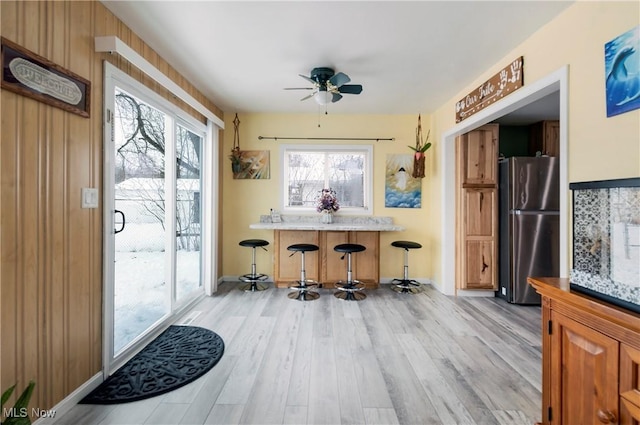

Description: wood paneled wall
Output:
[0,0,223,411]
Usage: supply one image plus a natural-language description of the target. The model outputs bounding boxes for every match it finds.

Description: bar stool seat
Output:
[287,243,320,301]
[334,243,367,301]
[390,240,423,294]
[238,239,269,292]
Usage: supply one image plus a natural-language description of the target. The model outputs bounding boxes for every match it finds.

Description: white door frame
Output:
[102,62,214,376]
[440,65,569,296]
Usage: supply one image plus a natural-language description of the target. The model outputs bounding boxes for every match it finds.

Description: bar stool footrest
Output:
[334,280,366,301]
[391,278,423,294]
[288,280,319,291]
[239,273,269,282]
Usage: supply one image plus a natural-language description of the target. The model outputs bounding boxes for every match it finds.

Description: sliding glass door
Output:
[104,65,206,373]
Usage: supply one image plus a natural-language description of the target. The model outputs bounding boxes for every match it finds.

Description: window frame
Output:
[279,144,373,215]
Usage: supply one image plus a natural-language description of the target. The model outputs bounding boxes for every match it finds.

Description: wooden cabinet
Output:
[460,188,497,289]
[550,310,619,424]
[459,124,498,187]
[621,344,640,424]
[529,120,560,157]
[274,230,379,289]
[274,230,320,285]
[456,124,499,290]
[528,277,640,425]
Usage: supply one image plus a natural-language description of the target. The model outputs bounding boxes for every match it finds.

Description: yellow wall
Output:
[434,1,639,178]
[429,1,640,285]
[221,113,439,281]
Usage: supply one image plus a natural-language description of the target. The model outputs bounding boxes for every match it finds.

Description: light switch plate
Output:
[81,188,99,208]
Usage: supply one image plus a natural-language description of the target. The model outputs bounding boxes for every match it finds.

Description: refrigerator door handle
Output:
[511,210,560,215]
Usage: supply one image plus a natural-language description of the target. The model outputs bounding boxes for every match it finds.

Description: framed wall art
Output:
[385,154,421,208]
[233,150,270,180]
[605,25,640,117]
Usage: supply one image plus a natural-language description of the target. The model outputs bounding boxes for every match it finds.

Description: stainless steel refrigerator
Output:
[498,157,560,305]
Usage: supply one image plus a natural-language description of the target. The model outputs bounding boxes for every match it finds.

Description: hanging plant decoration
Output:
[230,113,242,173]
[408,114,431,179]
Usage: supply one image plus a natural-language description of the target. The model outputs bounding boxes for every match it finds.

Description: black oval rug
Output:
[81,325,224,404]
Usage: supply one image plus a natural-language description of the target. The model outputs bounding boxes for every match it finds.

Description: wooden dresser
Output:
[527,277,640,425]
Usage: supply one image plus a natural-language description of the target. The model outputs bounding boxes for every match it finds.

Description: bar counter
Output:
[250,215,404,288]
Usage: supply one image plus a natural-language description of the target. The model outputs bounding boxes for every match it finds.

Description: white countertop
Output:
[249,222,405,231]
[250,214,405,231]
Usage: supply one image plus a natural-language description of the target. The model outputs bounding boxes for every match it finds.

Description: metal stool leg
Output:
[288,251,319,301]
[239,246,268,292]
[391,248,422,294]
[334,252,366,301]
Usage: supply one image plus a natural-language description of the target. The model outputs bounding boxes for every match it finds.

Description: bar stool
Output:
[287,244,320,301]
[334,243,367,301]
[390,240,423,294]
[238,239,269,292]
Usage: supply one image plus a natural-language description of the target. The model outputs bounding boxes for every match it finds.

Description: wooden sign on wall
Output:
[455,56,523,123]
[1,37,91,118]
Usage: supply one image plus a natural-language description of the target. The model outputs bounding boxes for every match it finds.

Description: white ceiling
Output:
[101,1,572,116]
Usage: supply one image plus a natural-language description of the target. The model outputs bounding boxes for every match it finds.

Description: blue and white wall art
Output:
[605,25,640,117]
[385,154,421,208]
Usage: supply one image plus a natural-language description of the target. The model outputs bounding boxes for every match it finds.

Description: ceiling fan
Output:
[285,67,363,105]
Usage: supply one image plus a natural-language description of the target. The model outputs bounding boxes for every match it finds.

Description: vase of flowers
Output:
[316,188,339,223]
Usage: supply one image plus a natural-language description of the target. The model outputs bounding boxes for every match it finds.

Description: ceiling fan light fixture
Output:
[314,90,333,105]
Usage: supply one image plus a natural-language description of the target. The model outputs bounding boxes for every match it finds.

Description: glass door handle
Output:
[114,209,126,234]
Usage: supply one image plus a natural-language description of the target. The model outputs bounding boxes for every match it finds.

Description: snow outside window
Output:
[281,144,372,214]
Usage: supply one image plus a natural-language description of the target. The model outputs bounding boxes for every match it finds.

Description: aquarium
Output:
[570,178,640,314]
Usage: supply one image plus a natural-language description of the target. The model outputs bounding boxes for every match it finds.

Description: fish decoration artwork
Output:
[605,25,640,117]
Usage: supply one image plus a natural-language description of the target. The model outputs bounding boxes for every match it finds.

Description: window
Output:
[281,144,372,214]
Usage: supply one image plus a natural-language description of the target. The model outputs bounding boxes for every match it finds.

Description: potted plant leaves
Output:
[1,381,35,425]
[408,114,431,178]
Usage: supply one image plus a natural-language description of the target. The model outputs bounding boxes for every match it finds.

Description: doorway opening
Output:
[441,66,569,296]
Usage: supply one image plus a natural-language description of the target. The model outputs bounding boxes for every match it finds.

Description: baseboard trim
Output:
[33,372,103,425]
[456,289,496,297]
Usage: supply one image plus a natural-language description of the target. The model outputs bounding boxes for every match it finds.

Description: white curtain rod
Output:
[95,36,224,129]
[258,136,395,142]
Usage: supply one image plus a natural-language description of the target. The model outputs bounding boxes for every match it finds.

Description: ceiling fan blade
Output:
[300,92,316,101]
[337,84,362,95]
[284,87,315,90]
[329,72,350,87]
[299,74,318,85]
[331,93,343,103]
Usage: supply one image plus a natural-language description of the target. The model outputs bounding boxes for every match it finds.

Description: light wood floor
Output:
[54,282,542,425]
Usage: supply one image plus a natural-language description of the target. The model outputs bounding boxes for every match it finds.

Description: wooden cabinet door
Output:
[274,230,319,287]
[530,120,560,157]
[550,311,619,425]
[458,188,497,290]
[459,124,498,186]
[456,124,498,291]
[621,344,640,425]
[321,231,379,288]
[352,231,380,288]
[321,231,350,287]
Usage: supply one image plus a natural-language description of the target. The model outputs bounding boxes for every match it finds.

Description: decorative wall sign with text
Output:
[1,37,90,118]
[455,56,523,123]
